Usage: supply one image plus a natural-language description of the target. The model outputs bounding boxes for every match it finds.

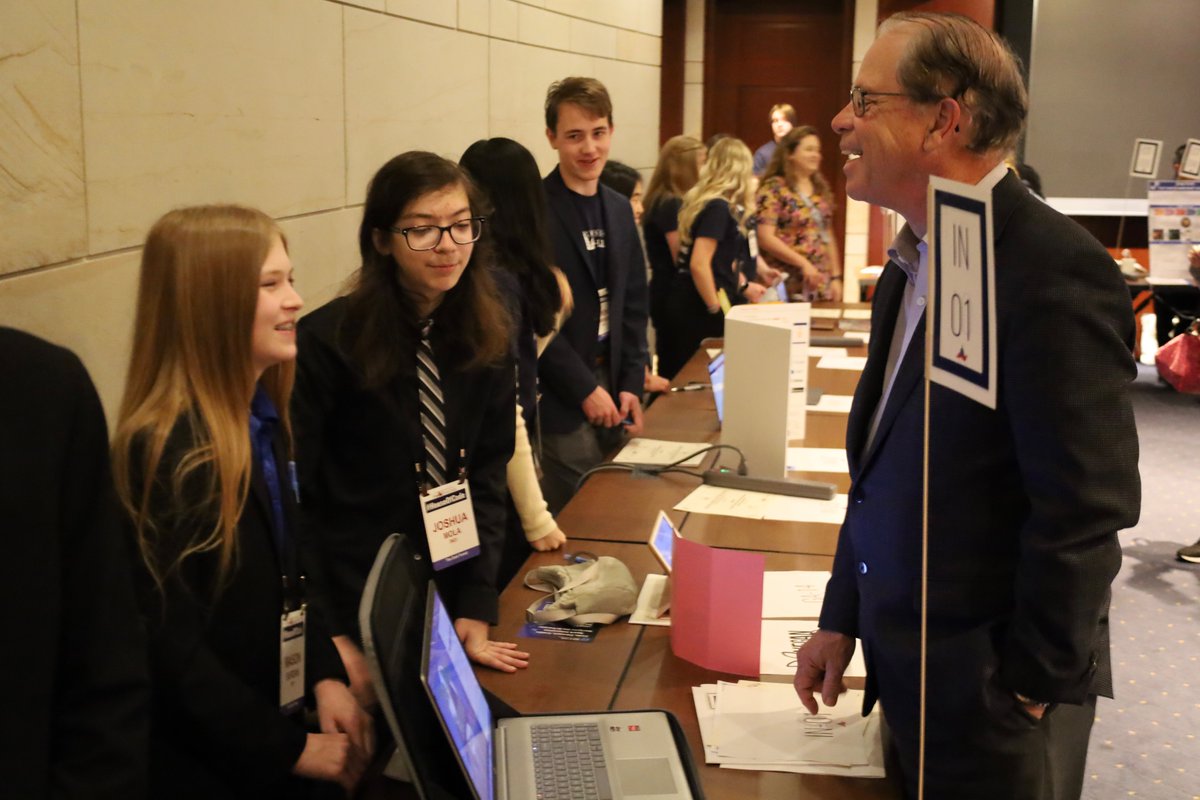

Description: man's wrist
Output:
[1013,691,1050,708]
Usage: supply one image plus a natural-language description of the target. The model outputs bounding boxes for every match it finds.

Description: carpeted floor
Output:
[1084,365,1200,800]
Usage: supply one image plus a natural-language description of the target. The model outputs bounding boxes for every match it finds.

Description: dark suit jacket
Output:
[133,415,345,799]
[292,296,515,635]
[540,167,649,434]
[820,173,1140,753]
[0,328,149,799]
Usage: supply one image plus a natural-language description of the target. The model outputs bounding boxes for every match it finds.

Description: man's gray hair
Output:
[881,12,1028,155]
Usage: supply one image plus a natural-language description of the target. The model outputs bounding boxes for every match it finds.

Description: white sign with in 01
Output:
[928,176,997,410]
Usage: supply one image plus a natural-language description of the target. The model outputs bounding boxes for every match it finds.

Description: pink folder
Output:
[670,535,764,676]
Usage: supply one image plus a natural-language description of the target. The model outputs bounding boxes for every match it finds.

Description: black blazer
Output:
[821,173,1140,727]
[292,296,515,636]
[540,167,649,434]
[0,328,148,799]
[133,415,345,799]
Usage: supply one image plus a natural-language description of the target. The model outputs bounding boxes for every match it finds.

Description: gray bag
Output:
[523,556,638,626]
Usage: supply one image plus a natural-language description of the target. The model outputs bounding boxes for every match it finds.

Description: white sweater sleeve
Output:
[507,401,559,542]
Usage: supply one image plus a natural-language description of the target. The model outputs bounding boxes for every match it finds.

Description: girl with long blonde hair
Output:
[658,138,763,378]
[113,204,371,798]
[642,135,706,345]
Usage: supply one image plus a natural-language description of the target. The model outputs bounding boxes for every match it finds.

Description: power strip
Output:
[702,470,837,500]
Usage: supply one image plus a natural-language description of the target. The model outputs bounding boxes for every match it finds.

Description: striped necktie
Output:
[417,320,448,486]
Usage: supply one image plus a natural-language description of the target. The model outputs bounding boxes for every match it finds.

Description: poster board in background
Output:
[1148,181,1200,281]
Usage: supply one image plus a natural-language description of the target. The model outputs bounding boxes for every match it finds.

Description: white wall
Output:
[0,0,662,419]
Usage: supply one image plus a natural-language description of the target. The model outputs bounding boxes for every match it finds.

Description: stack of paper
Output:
[674,484,847,524]
[757,571,867,681]
[691,682,885,777]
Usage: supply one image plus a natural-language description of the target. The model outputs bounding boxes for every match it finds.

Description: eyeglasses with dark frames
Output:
[850,87,909,117]
[389,217,486,251]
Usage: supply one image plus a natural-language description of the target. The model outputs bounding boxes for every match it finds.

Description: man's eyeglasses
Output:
[850,87,908,117]
[389,217,486,251]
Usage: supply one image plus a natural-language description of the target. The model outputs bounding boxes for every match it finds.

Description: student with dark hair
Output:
[293,152,528,702]
[460,137,570,584]
[2,328,149,799]
[112,205,371,797]
[752,103,797,175]
[600,160,644,224]
[539,77,650,512]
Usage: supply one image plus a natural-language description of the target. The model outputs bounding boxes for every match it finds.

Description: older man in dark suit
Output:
[0,327,148,798]
[538,76,649,512]
[793,13,1140,800]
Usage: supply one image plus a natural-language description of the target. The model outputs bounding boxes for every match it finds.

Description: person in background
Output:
[793,13,1139,799]
[658,137,763,379]
[112,205,372,798]
[601,158,671,395]
[539,77,649,513]
[459,137,570,587]
[293,153,528,689]
[752,103,797,176]
[642,135,707,354]
[755,125,844,302]
[1,327,149,799]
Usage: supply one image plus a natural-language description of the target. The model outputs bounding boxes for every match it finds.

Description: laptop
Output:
[706,352,725,425]
[420,581,695,800]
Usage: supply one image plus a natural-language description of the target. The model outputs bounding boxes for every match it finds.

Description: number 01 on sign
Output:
[927,176,997,410]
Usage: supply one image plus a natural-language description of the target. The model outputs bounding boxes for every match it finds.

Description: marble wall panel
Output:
[542,0,661,36]
[591,59,660,170]
[78,0,345,254]
[280,208,363,313]
[570,18,617,60]
[0,251,141,420]
[340,0,386,10]
[344,9,489,197]
[490,0,520,40]
[386,0,456,28]
[457,0,490,35]
[488,39,594,175]
[616,30,661,67]
[0,0,86,275]
[518,5,570,51]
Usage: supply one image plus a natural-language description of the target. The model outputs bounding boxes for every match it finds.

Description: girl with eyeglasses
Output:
[112,205,372,798]
[292,153,529,710]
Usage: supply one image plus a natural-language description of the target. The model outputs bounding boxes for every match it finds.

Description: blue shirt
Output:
[249,385,288,558]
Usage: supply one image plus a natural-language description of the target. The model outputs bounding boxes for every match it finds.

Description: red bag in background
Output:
[1156,321,1200,393]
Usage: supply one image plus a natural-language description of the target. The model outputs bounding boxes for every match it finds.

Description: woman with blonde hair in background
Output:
[642,135,706,350]
[658,137,764,378]
[755,125,843,301]
[112,205,372,798]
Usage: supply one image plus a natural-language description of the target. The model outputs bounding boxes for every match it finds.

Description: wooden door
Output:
[703,0,855,252]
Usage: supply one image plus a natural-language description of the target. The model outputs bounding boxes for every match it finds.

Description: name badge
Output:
[748,228,760,261]
[420,480,481,571]
[597,287,610,341]
[279,606,305,714]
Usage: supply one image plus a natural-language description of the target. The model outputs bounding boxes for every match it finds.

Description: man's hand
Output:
[454,617,530,673]
[581,385,621,427]
[314,678,375,762]
[618,391,644,436]
[644,368,670,394]
[793,629,855,714]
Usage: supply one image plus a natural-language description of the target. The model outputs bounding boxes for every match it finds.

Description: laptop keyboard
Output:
[530,723,613,800]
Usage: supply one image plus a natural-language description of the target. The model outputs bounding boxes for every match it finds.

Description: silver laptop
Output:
[419,582,694,800]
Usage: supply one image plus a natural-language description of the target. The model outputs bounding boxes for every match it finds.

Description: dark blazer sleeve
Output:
[134,425,308,787]
[993,191,1139,703]
[0,330,149,800]
[442,357,516,624]
[612,192,649,399]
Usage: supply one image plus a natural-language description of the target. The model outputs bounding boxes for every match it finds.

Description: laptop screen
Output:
[707,352,725,423]
[421,585,495,800]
